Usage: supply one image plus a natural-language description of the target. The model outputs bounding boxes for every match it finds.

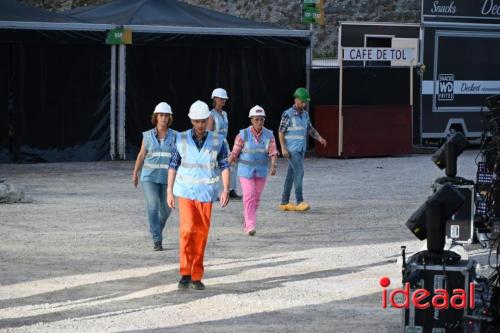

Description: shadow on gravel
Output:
[0,259,392,330]
[125,291,400,333]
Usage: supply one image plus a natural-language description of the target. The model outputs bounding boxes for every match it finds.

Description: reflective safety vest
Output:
[283,107,309,153]
[173,130,223,203]
[140,128,177,184]
[210,109,229,140]
[237,127,272,179]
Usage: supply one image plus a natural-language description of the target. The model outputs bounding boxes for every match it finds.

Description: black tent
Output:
[0,0,114,163]
[0,0,76,22]
[0,0,310,162]
[66,0,310,159]
[65,0,280,28]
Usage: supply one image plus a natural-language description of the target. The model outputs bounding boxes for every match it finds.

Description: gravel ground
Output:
[0,150,488,332]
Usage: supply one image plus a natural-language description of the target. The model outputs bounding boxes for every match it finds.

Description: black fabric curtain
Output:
[0,29,107,44]
[1,29,307,162]
[131,32,309,49]
[125,44,306,156]
[0,36,110,163]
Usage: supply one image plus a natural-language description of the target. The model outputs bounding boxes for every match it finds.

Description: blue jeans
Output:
[281,151,304,204]
[230,162,238,191]
[142,181,171,242]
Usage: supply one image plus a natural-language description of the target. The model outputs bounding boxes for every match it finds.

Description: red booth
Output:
[314,105,412,158]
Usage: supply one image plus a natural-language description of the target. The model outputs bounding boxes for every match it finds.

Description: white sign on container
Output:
[342,47,414,62]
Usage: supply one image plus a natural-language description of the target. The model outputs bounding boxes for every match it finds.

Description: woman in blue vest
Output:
[132,102,177,251]
[229,106,278,235]
[207,88,242,200]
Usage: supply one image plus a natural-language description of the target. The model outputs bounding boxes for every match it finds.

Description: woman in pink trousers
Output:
[228,105,278,235]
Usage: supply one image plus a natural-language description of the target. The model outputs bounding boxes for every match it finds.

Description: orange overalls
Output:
[178,197,213,280]
[173,129,223,281]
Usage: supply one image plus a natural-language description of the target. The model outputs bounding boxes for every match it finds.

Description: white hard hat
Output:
[153,102,173,114]
[248,105,266,118]
[188,100,210,120]
[211,88,229,100]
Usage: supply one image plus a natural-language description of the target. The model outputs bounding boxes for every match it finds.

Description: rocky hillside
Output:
[22,0,421,57]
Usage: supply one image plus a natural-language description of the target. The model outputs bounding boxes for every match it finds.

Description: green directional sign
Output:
[302,0,325,25]
[106,28,132,45]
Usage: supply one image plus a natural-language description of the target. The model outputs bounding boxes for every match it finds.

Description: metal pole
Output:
[306,47,311,104]
[410,56,414,145]
[410,58,414,107]
[118,44,126,160]
[338,46,343,157]
[419,24,424,145]
[110,45,116,160]
[305,24,313,152]
[306,23,313,107]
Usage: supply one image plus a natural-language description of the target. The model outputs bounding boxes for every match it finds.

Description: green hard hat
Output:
[293,87,310,102]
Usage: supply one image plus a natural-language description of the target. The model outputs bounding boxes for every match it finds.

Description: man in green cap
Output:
[278,87,327,212]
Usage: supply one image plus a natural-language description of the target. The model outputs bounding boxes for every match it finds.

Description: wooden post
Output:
[338,46,343,157]
[410,53,414,145]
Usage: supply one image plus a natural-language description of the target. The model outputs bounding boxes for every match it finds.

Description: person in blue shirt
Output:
[207,88,242,200]
[132,102,177,251]
[278,88,327,212]
[167,100,230,291]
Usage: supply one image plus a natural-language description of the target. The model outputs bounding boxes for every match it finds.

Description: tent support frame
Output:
[110,44,117,160]
[118,44,126,160]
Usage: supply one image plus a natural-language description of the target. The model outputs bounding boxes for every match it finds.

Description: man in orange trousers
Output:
[167,100,230,290]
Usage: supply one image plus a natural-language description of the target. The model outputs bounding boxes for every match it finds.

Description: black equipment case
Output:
[402,257,476,333]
